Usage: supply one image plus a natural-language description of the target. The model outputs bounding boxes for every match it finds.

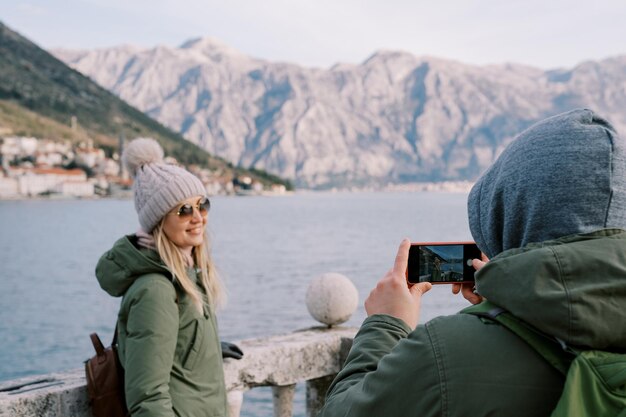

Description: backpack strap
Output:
[462,301,574,375]
[90,333,106,359]
[112,322,119,346]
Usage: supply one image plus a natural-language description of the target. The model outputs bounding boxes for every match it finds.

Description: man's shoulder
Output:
[422,311,526,349]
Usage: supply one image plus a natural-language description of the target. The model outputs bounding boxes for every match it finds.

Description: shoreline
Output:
[0,181,474,201]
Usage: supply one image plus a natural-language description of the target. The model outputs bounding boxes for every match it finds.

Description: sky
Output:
[2,0,626,69]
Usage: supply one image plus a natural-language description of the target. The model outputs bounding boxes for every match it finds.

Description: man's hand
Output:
[452,254,488,305]
[365,239,432,330]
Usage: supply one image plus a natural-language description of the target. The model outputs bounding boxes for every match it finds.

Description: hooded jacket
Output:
[319,109,626,417]
[96,235,228,417]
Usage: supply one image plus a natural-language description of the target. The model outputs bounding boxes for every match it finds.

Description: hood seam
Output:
[603,127,615,228]
[549,246,572,343]
[475,177,489,256]
[425,322,448,417]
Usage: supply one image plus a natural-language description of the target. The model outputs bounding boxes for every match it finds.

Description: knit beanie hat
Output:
[122,138,207,232]
[467,108,626,258]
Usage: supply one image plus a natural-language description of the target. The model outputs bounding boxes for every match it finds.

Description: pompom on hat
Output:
[122,138,207,232]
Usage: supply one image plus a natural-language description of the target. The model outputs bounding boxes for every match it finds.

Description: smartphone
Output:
[407,242,481,284]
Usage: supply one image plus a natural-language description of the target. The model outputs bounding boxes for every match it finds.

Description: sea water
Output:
[0,191,473,415]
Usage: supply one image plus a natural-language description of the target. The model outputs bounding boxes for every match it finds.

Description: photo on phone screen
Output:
[407,243,481,284]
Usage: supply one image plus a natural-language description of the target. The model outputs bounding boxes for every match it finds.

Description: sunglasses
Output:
[170,197,211,218]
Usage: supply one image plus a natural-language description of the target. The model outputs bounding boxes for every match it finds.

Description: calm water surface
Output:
[0,192,472,415]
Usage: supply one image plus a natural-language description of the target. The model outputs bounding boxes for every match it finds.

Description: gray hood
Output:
[468,109,626,258]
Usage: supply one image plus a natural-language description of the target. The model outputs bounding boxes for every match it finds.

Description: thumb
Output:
[472,258,487,271]
[410,282,432,297]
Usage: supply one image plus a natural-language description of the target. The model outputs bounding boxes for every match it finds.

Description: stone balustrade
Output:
[0,326,357,417]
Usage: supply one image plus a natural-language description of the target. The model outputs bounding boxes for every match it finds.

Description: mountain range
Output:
[54,37,626,189]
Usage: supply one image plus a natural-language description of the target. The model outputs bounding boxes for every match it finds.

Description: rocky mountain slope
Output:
[55,38,626,188]
[0,22,291,189]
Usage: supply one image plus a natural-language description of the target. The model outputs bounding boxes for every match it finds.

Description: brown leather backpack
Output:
[84,326,129,417]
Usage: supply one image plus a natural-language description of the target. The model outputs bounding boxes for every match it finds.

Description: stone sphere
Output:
[306,273,359,326]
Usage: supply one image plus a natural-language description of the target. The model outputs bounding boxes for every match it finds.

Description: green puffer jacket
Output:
[319,229,626,417]
[96,235,228,417]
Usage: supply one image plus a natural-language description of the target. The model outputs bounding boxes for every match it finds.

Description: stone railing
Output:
[0,326,357,417]
[0,273,361,417]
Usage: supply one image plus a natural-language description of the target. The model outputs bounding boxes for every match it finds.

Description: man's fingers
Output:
[461,285,482,305]
[393,238,411,276]
[410,281,432,296]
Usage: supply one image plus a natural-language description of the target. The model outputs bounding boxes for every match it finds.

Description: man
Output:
[319,109,626,416]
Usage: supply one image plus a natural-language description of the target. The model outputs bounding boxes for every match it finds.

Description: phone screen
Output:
[407,243,481,284]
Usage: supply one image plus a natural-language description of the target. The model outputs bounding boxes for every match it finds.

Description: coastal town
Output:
[0,135,287,199]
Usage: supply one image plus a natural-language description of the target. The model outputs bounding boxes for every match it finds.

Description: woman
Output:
[96,138,228,417]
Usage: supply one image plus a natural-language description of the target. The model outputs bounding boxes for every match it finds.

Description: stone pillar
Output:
[227,390,244,417]
[271,384,296,417]
[306,375,335,417]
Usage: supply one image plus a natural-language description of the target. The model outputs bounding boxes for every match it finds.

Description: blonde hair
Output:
[153,222,226,313]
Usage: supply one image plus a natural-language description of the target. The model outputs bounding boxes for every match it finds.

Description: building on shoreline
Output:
[12,167,94,197]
